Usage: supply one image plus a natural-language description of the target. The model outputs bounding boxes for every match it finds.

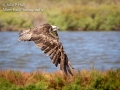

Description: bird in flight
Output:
[19,23,74,76]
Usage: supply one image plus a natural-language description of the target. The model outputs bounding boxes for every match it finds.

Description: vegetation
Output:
[0,68,120,90]
[0,0,120,31]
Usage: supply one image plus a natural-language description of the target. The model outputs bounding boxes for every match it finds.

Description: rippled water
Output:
[0,31,120,72]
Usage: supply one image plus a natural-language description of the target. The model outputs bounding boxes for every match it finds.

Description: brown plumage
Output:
[19,23,74,76]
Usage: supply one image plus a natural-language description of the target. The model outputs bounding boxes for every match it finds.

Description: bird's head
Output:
[51,25,60,31]
[49,25,60,39]
[35,23,60,38]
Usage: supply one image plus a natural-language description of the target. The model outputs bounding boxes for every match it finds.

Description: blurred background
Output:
[0,0,120,72]
[0,0,120,31]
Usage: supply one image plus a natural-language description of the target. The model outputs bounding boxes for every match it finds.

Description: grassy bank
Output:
[0,0,120,31]
[0,68,120,90]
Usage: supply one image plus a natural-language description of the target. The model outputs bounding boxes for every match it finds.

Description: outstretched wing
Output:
[19,24,74,76]
[32,33,73,76]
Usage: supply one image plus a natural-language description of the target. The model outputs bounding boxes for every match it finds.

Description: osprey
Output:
[19,23,74,76]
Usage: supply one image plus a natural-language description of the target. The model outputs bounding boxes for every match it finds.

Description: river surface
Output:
[0,31,120,72]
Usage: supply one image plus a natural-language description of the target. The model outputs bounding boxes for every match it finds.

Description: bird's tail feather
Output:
[61,53,74,76]
[19,29,32,41]
[68,61,74,69]
[66,63,73,76]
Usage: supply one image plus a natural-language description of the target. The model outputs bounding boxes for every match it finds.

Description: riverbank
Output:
[0,0,120,31]
[0,68,120,90]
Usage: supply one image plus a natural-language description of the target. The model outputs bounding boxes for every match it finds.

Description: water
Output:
[0,31,120,72]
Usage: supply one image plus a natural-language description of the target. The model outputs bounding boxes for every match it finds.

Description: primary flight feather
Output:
[19,23,74,76]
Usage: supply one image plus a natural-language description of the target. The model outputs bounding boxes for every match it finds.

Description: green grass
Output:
[0,0,120,31]
[0,68,120,90]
